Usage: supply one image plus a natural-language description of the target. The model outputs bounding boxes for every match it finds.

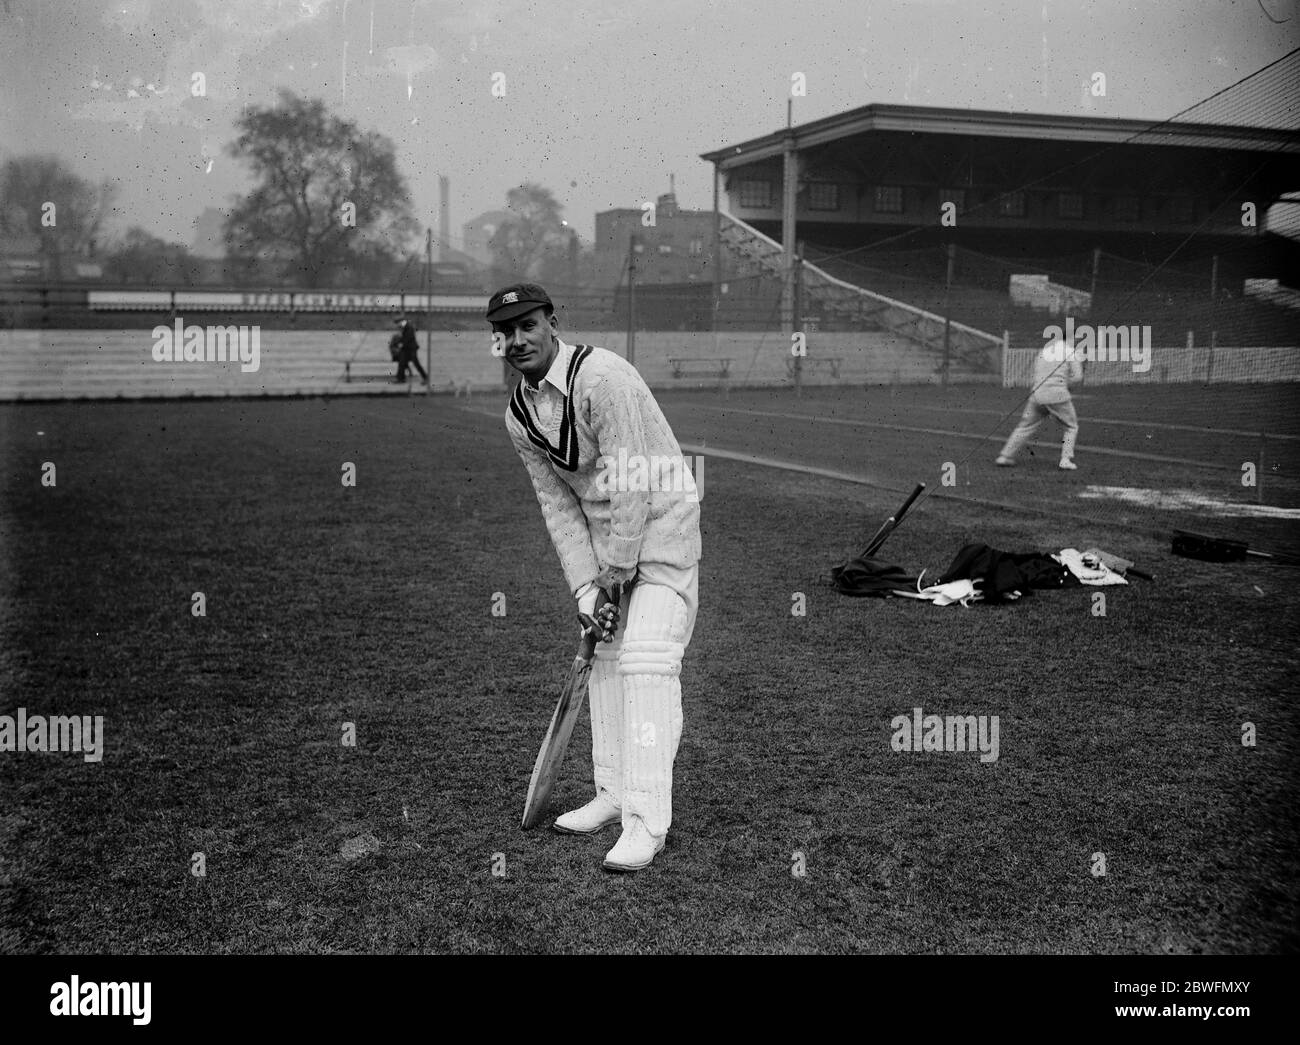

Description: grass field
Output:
[662,383,1300,553]
[1,384,1297,954]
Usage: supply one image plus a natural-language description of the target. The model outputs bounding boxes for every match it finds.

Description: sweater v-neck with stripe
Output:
[506,338,702,593]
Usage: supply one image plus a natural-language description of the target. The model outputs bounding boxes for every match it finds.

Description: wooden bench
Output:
[786,356,842,379]
[668,357,731,379]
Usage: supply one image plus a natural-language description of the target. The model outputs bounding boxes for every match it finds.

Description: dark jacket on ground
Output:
[937,543,1075,603]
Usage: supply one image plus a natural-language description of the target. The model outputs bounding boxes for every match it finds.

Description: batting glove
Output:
[576,582,621,643]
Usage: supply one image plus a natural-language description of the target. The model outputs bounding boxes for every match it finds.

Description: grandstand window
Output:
[738,179,773,208]
[688,238,704,256]
[997,191,1026,218]
[1114,195,1140,222]
[941,189,965,215]
[1057,193,1084,219]
[874,185,904,214]
[808,182,840,211]
[658,243,673,255]
[1167,195,1195,224]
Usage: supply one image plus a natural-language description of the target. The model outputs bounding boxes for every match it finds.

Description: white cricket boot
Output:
[553,644,623,835]
[553,793,621,835]
[603,816,666,872]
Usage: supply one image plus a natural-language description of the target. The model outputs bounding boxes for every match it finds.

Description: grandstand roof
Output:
[700,103,1300,169]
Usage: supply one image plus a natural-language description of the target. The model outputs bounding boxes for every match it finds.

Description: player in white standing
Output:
[996,336,1082,470]
[488,283,701,872]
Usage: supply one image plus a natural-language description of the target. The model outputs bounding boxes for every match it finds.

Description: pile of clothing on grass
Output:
[831,543,1139,606]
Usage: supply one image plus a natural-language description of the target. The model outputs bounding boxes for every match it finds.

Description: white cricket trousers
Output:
[587,563,698,839]
[999,397,1079,462]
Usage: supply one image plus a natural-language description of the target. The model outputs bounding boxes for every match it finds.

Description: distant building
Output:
[594,187,716,289]
[0,229,101,280]
[699,102,1300,291]
[191,208,227,258]
[462,209,514,268]
[0,229,44,281]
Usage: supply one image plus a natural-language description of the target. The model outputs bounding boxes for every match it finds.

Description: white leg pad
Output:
[589,645,623,807]
[619,635,685,839]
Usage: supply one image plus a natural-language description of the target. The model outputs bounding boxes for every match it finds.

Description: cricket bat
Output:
[861,482,926,558]
[1172,529,1300,566]
[521,583,626,830]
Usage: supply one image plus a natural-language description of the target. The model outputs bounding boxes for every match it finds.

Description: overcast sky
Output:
[1,0,1297,252]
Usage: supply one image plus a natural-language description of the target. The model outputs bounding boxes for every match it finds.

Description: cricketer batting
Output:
[997,337,1083,470]
[489,283,702,872]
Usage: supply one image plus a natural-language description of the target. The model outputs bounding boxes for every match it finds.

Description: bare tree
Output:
[489,183,568,284]
[101,227,204,286]
[224,90,418,288]
[0,155,117,280]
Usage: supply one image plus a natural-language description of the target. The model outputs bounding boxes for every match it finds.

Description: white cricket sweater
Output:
[505,338,702,593]
[1032,342,1083,404]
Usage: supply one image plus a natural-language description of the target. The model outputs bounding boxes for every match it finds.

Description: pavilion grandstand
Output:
[688,48,1300,386]
[679,49,1300,555]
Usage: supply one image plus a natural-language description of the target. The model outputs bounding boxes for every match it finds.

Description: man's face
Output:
[493,307,558,381]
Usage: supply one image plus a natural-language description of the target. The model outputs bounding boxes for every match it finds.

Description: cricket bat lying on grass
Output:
[861,483,926,558]
[1172,529,1300,566]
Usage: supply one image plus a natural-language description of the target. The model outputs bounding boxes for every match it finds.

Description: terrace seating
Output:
[0,329,419,400]
[720,214,1003,374]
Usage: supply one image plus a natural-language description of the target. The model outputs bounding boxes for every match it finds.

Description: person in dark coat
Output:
[392,315,429,384]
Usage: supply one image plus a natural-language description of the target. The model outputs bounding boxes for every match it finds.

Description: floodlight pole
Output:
[793,239,804,397]
[712,161,722,334]
[941,242,955,389]
[627,233,637,367]
[1209,254,1219,353]
[424,228,433,393]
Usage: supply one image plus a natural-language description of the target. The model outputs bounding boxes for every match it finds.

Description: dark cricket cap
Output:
[485,283,553,323]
